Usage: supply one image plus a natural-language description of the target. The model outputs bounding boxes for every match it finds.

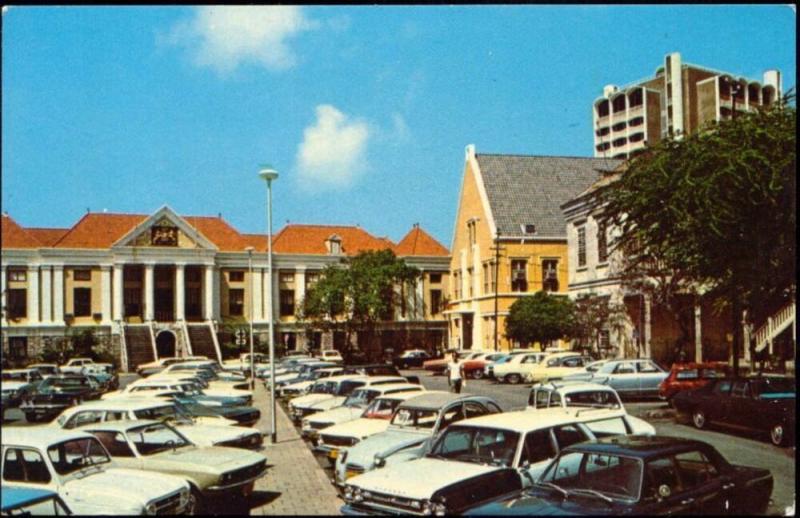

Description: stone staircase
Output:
[124,324,156,370]
[187,323,222,363]
[754,299,795,354]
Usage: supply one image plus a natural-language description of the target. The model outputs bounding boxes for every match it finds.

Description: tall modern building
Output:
[593,52,783,159]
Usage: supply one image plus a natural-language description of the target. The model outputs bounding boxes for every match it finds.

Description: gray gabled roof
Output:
[475,154,622,238]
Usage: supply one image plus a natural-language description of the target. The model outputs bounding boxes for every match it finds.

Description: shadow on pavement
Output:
[205,490,282,515]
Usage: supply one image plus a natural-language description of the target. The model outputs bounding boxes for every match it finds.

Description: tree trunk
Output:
[731,297,741,378]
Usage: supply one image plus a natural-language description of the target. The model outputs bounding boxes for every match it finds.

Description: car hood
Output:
[308,406,363,426]
[284,380,313,391]
[292,393,334,409]
[172,423,259,445]
[349,458,500,500]
[310,396,345,411]
[150,444,263,470]
[216,405,259,418]
[64,467,186,506]
[322,418,390,440]
[344,428,429,466]
[465,489,617,516]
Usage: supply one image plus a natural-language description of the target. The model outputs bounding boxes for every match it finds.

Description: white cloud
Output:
[296,105,370,190]
[168,6,317,74]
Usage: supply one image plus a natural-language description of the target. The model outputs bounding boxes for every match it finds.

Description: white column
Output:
[416,276,425,319]
[100,266,112,324]
[41,266,52,323]
[694,304,703,363]
[113,265,124,321]
[252,268,263,322]
[1,266,6,325]
[212,267,221,320]
[204,265,214,320]
[27,266,40,323]
[643,294,652,358]
[144,263,154,321]
[175,264,185,321]
[53,266,64,324]
[295,267,306,311]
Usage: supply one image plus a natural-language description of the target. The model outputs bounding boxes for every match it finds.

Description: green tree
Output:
[299,249,421,361]
[505,292,577,349]
[602,95,796,374]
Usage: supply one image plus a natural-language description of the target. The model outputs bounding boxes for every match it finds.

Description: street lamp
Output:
[245,246,255,389]
[259,164,279,444]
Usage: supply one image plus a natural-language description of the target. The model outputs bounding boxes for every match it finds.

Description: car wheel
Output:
[769,423,787,447]
[691,409,706,429]
[506,374,521,385]
[188,487,204,515]
[472,369,484,380]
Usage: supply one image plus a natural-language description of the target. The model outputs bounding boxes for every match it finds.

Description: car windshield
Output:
[586,362,606,373]
[177,400,220,417]
[540,451,641,501]
[344,389,380,408]
[133,404,192,422]
[336,380,365,396]
[129,423,191,455]
[47,437,111,475]
[756,377,796,398]
[390,407,439,429]
[310,382,331,394]
[429,426,519,467]
[362,397,402,419]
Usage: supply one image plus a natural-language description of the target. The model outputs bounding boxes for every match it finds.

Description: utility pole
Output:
[490,231,504,351]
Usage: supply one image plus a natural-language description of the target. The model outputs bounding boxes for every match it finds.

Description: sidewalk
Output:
[251,383,342,516]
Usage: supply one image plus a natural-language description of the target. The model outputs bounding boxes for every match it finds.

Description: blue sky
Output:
[2,5,795,246]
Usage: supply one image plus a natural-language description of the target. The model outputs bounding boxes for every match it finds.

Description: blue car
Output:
[2,487,72,516]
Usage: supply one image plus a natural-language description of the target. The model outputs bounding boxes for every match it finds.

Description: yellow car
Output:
[523,353,594,384]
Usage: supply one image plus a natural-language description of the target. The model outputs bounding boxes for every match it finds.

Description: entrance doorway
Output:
[156,331,176,358]
[462,313,474,350]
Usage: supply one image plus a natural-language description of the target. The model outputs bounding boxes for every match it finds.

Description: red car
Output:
[659,361,730,404]
[422,351,479,375]
[461,352,508,379]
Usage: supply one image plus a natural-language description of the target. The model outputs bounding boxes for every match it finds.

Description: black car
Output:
[465,435,774,516]
[19,374,103,422]
[672,375,795,446]
[170,396,261,427]
[392,350,432,369]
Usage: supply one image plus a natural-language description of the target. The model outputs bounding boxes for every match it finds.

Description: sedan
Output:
[563,358,668,398]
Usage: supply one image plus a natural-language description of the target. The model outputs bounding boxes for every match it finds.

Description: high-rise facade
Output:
[593,52,783,159]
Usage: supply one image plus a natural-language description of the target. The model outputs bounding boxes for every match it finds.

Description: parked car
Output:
[562,358,669,398]
[150,369,253,398]
[522,353,595,384]
[19,374,102,422]
[314,391,427,463]
[26,363,61,379]
[302,383,424,440]
[483,353,513,379]
[148,371,253,402]
[136,356,208,377]
[1,369,45,390]
[465,436,774,516]
[659,361,729,404]
[1,427,192,515]
[529,381,625,410]
[393,349,432,369]
[673,375,795,446]
[279,367,347,398]
[275,361,340,389]
[2,382,34,415]
[58,358,109,375]
[492,351,550,384]
[341,407,654,515]
[109,378,250,407]
[52,399,265,450]
[288,375,371,422]
[333,392,503,487]
[221,352,271,374]
[297,376,412,431]
[319,350,344,363]
[422,351,478,375]
[82,420,268,509]
[1,486,73,516]
[350,363,406,378]
[461,352,507,379]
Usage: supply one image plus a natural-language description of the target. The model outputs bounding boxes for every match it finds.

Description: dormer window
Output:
[520,224,536,235]
[325,234,342,255]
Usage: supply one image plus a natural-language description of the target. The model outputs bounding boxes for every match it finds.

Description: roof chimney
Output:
[465,144,476,161]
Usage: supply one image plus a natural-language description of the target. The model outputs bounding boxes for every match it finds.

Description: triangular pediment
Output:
[112,206,218,250]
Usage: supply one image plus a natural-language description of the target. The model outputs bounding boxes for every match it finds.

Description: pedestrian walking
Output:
[447,351,466,394]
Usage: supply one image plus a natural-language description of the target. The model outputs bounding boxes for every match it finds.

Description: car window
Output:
[584,417,629,438]
[549,392,562,408]
[520,429,556,464]
[638,361,661,373]
[90,431,136,457]
[675,369,699,380]
[105,411,126,422]
[464,402,489,419]
[731,381,750,398]
[532,389,550,408]
[562,357,582,368]
[3,448,52,483]
[486,402,502,414]
[614,362,636,374]
[563,390,620,409]
[66,410,104,429]
[700,369,723,379]
[552,424,589,450]
[438,405,464,429]
[713,380,732,395]
[644,456,681,499]
[674,450,719,489]
[521,355,540,364]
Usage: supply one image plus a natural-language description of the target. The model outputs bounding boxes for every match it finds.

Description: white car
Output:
[106,378,251,406]
[52,399,264,450]
[288,374,371,422]
[136,356,208,377]
[148,370,253,400]
[342,407,656,515]
[302,383,424,440]
[59,358,97,375]
[314,391,426,462]
[318,350,344,363]
[295,376,411,426]
[279,367,346,398]
[2,427,191,515]
[528,381,628,411]
[491,351,550,384]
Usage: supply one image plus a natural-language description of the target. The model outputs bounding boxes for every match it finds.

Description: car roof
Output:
[399,391,486,410]
[27,364,58,368]
[563,435,711,459]
[377,390,428,402]
[2,369,37,374]
[355,383,422,394]
[543,352,583,359]
[531,381,619,394]
[2,487,61,511]
[65,398,172,411]
[454,407,630,433]
[2,426,94,449]
[320,374,370,383]
[79,418,163,433]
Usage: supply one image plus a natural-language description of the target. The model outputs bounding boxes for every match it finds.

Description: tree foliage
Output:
[601,95,796,369]
[505,292,577,349]
[573,293,628,355]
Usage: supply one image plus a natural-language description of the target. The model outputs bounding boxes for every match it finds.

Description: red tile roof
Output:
[270,224,393,256]
[53,213,148,249]
[26,228,70,247]
[1,214,43,249]
[183,216,252,252]
[395,225,449,256]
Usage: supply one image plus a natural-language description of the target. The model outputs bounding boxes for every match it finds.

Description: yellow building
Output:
[445,145,618,352]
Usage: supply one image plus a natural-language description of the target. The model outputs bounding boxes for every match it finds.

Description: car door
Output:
[636,360,666,397]
[642,455,703,515]
[518,429,558,486]
[728,380,756,429]
[608,361,639,395]
[706,380,733,423]
[673,449,730,514]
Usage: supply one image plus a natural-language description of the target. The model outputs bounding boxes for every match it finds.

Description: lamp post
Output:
[245,246,255,389]
[259,164,279,444]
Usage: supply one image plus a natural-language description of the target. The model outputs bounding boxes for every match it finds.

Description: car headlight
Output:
[422,497,447,516]
[353,487,364,503]
[344,486,354,501]
[373,454,386,468]
[145,502,157,515]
